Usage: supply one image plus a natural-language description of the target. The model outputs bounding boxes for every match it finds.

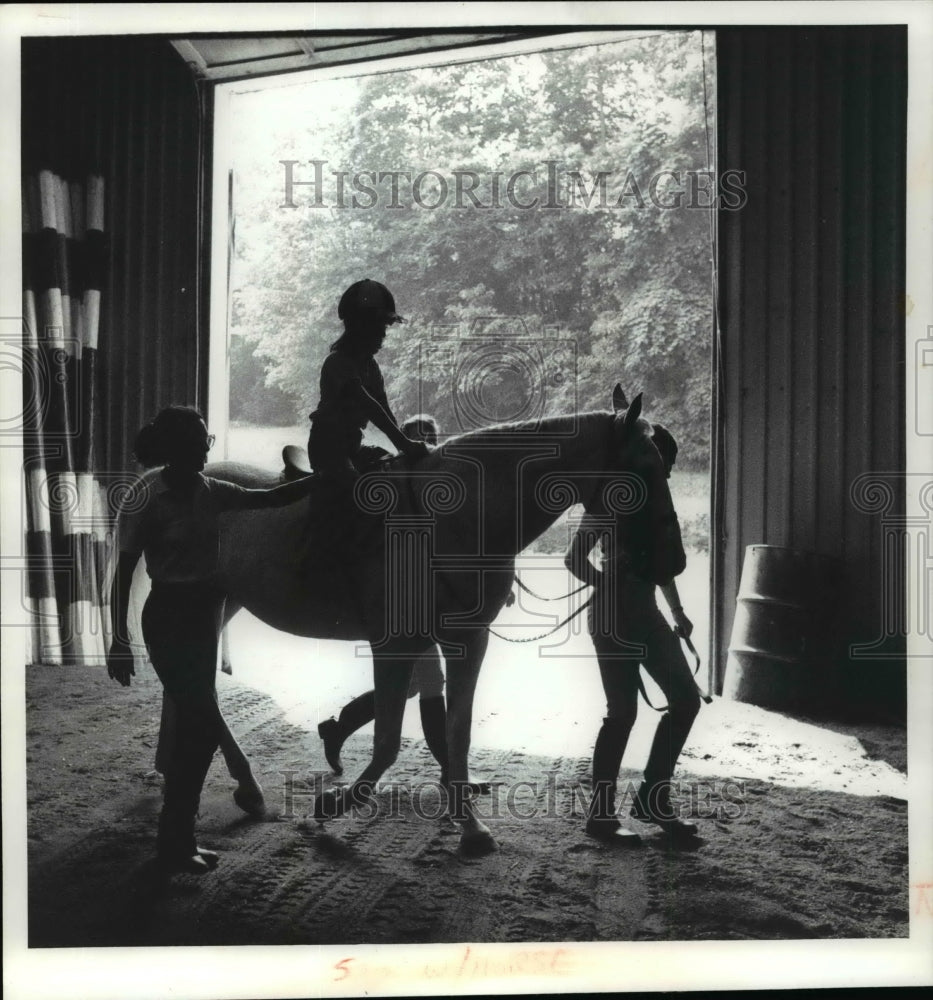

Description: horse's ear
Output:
[612,384,629,412]
[621,392,643,432]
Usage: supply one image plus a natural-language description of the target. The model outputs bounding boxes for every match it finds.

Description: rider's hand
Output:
[402,439,430,460]
[107,641,135,687]
[672,608,694,639]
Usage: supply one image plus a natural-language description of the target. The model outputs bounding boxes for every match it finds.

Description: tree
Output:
[228,31,715,467]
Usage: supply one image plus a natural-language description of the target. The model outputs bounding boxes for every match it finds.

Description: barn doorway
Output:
[208,29,717,739]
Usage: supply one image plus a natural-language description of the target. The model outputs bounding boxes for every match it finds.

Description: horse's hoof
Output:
[458,830,498,857]
[313,788,347,821]
[233,786,266,817]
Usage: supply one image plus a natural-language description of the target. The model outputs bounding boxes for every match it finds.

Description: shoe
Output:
[233,785,266,817]
[317,718,345,775]
[157,847,219,874]
[585,816,642,844]
[630,784,698,838]
[313,783,374,822]
[196,847,220,868]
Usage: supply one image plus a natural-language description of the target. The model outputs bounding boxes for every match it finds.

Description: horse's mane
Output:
[431,410,613,457]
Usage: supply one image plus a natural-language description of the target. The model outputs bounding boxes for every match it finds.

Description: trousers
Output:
[142,582,226,858]
[587,573,700,817]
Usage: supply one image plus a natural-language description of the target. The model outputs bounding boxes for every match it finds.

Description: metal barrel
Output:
[724,545,842,711]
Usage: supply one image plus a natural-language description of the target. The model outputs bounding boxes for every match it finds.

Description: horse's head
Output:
[595,385,687,585]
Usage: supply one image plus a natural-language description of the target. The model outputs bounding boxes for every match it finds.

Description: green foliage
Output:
[228,333,302,425]
[230,32,715,467]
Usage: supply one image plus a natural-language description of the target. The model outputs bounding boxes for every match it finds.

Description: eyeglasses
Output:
[205,434,216,449]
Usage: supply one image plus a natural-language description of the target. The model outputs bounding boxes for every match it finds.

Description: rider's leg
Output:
[305,421,362,566]
[313,649,421,821]
[318,690,377,775]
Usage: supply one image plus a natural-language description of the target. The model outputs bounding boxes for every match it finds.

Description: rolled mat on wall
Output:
[724,545,843,712]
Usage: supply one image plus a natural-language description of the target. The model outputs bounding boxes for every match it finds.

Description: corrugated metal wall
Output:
[714,27,907,716]
[22,37,204,475]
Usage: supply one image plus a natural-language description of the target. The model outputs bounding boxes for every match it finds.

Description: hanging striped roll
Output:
[22,170,108,666]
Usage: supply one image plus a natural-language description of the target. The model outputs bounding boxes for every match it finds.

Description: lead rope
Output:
[502,575,713,711]
[638,631,714,712]
[488,594,592,643]
[512,574,590,602]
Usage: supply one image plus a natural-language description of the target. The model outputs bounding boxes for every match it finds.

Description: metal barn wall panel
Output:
[22,37,204,474]
[715,27,906,716]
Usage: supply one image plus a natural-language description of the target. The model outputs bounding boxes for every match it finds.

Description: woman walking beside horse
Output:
[107,406,316,873]
[566,409,701,844]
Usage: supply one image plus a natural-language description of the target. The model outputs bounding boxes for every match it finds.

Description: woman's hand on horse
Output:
[107,641,135,687]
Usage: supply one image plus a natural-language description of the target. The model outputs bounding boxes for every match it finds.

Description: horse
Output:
[203,387,685,855]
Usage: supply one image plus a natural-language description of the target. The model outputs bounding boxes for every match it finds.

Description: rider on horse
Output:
[307,279,429,481]
[305,280,429,561]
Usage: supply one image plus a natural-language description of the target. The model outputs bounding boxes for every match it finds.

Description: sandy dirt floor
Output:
[24,649,907,949]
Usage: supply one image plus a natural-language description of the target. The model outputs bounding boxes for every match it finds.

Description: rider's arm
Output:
[564,513,604,588]
[323,354,426,459]
[343,382,426,457]
[659,580,693,638]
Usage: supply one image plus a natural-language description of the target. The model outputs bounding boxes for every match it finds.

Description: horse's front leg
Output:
[443,631,497,856]
[313,654,413,821]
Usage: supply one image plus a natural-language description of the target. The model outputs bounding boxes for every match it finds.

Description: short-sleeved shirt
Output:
[312,350,388,430]
[118,469,272,583]
[573,509,633,577]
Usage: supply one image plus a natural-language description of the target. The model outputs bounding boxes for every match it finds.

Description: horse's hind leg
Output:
[314,655,414,821]
[214,601,265,814]
[219,599,240,676]
[442,632,497,856]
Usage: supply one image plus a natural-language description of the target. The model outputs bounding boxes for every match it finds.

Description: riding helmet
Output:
[338,279,405,324]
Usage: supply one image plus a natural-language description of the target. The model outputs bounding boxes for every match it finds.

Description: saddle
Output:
[282,444,312,479]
